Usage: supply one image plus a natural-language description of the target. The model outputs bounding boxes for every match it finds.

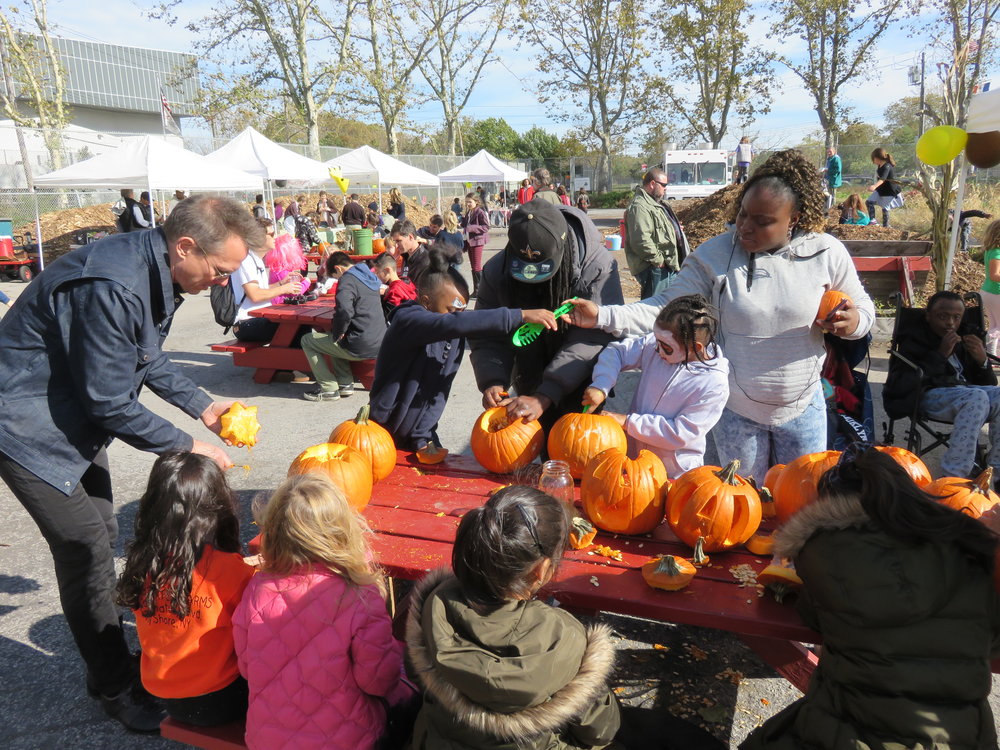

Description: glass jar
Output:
[538,460,574,506]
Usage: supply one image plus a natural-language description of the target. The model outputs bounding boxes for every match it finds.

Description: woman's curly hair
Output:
[728,149,828,234]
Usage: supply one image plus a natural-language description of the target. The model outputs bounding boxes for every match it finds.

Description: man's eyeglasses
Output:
[652,179,668,188]
[197,246,233,281]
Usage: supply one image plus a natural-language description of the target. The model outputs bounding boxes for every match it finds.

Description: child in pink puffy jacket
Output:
[233,473,414,750]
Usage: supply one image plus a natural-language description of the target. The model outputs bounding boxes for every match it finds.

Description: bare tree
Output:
[395,0,510,155]
[917,0,998,288]
[175,0,356,158]
[347,0,433,155]
[518,0,647,192]
[653,0,773,148]
[768,0,910,148]
[0,0,70,178]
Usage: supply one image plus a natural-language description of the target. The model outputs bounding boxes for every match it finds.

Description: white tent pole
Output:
[33,190,44,271]
[943,157,969,291]
[148,178,156,228]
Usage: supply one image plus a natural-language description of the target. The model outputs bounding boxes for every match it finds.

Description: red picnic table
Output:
[249,450,823,692]
[211,296,376,387]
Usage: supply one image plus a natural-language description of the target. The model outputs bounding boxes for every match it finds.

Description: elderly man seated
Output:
[884,290,999,481]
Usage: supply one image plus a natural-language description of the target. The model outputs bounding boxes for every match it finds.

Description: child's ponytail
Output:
[453,486,569,608]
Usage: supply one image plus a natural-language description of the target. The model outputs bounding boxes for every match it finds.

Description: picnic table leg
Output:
[738,634,818,694]
[253,321,306,384]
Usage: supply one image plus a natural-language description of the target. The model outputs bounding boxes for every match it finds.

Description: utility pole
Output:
[0,30,35,191]
[918,51,926,138]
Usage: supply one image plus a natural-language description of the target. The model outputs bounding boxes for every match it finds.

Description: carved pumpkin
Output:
[817,289,851,321]
[762,463,785,492]
[568,517,598,549]
[547,411,627,479]
[288,442,373,510]
[758,556,803,603]
[874,445,932,486]
[329,404,396,482]
[470,407,544,474]
[745,532,774,557]
[926,468,1000,518]
[641,555,696,591]
[666,460,762,552]
[581,448,668,535]
[772,450,841,523]
[219,403,261,448]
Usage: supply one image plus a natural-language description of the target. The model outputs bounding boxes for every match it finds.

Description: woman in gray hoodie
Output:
[564,150,875,481]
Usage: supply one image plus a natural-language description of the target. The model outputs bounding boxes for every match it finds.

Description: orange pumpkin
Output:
[745,532,774,556]
[874,445,932,486]
[548,412,627,478]
[641,555,697,591]
[926,468,1000,518]
[470,407,544,474]
[568,517,598,549]
[666,460,762,552]
[581,448,668,535]
[762,463,785,491]
[758,556,803,603]
[328,404,396,482]
[416,443,449,464]
[219,403,261,448]
[772,450,841,523]
[817,289,851,321]
[288,443,374,510]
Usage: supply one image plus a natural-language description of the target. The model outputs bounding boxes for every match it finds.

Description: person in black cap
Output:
[469,198,624,429]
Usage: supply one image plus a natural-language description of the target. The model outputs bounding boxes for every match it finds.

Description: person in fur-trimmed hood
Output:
[741,446,1000,750]
[406,486,621,750]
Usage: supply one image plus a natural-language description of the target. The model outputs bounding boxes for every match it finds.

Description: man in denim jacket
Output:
[0,195,260,732]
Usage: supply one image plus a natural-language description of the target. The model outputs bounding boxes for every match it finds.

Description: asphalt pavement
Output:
[0,224,996,748]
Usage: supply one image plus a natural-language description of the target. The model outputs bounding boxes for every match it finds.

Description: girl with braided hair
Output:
[564,149,875,481]
[584,294,730,478]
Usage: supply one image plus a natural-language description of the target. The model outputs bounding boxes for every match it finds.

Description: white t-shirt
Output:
[230,251,272,322]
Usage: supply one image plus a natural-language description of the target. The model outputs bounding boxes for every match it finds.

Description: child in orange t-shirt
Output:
[117,452,254,726]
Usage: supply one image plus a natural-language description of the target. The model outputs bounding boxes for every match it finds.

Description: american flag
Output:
[160,91,181,137]
[969,38,980,54]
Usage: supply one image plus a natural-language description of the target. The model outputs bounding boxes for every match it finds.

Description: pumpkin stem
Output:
[571,516,594,535]
[715,459,742,486]
[692,537,709,565]
[355,404,371,425]
[655,555,683,576]
[974,467,994,493]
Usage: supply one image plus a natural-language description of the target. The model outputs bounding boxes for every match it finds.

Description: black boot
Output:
[471,270,481,298]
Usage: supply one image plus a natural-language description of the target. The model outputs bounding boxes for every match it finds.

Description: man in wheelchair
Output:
[884,291,998,480]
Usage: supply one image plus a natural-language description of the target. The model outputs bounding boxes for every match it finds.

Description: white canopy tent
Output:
[31,135,264,268]
[437,149,528,183]
[204,127,332,223]
[325,145,440,212]
[943,89,1000,289]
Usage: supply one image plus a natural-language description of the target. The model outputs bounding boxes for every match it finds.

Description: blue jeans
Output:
[921,385,1000,477]
[636,266,676,300]
[712,385,827,482]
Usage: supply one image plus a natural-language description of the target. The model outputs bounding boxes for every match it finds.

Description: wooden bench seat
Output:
[210,340,264,354]
[160,716,247,750]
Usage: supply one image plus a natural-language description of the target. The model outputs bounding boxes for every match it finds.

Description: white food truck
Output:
[661,148,733,199]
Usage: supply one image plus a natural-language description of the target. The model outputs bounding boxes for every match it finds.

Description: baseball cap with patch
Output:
[506,199,568,284]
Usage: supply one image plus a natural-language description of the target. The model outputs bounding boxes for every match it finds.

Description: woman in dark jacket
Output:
[460,192,490,297]
[742,447,1000,750]
[865,148,902,227]
[387,187,406,221]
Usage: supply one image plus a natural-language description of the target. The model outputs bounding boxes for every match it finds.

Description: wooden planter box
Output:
[843,240,932,304]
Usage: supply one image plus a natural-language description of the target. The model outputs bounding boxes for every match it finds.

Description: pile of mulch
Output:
[273,192,435,230]
[15,204,116,261]
[673,184,742,248]
[825,223,907,241]
[922,251,985,299]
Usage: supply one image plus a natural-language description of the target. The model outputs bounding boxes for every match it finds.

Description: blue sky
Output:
[39,0,995,151]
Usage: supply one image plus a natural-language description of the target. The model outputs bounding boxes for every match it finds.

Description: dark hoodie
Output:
[329,263,386,358]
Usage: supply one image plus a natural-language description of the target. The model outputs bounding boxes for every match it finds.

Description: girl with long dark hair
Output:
[117,452,252,727]
[743,446,1000,749]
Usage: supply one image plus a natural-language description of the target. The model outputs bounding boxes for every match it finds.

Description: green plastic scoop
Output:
[512,298,578,347]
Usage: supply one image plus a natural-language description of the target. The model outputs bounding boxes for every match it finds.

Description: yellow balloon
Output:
[916,125,968,166]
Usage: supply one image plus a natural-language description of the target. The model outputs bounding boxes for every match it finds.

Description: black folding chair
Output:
[882,292,996,467]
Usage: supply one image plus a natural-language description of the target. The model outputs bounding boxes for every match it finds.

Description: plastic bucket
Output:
[605,234,622,252]
[352,228,374,256]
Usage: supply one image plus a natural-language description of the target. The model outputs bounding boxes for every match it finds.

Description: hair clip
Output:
[515,504,544,554]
